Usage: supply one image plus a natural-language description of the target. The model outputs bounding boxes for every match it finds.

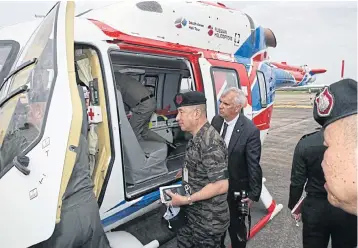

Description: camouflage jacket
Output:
[182,122,229,234]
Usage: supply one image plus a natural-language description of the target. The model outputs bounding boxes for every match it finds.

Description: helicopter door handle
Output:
[13,155,30,175]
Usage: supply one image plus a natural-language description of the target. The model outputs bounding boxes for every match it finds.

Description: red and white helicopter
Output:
[0,1,290,247]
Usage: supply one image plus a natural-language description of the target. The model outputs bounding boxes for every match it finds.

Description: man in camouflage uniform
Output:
[167,91,230,248]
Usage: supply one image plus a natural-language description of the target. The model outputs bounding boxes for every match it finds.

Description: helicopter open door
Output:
[0,2,79,248]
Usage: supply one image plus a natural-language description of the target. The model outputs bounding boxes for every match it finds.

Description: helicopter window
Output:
[256,70,267,107]
[179,76,193,93]
[0,45,11,72]
[143,75,158,97]
[0,5,57,178]
[0,46,12,101]
[162,73,181,111]
[210,67,239,98]
[0,40,20,98]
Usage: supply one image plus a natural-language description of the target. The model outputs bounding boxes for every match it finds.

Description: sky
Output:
[0,0,356,85]
[224,1,357,85]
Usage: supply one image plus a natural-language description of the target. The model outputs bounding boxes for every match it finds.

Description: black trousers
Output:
[220,194,247,248]
[302,195,357,248]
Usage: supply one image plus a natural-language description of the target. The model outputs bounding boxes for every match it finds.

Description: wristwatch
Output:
[187,195,193,205]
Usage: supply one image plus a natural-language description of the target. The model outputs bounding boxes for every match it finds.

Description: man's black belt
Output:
[137,94,154,106]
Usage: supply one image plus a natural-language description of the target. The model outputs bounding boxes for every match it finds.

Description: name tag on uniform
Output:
[183,167,189,183]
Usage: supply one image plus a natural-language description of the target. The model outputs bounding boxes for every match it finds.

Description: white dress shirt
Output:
[220,113,240,147]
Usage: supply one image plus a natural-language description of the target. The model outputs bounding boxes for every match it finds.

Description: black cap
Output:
[174,91,206,108]
[313,78,357,128]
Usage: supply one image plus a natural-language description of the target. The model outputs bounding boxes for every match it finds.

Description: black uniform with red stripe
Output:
[289,129,357,248]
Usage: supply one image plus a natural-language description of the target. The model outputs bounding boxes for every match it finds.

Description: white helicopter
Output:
[0,1,283,247]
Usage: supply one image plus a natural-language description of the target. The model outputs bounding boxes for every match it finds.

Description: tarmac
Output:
[160,91,320,248]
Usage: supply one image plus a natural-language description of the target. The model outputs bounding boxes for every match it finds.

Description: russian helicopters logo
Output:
[174,17,187,28]
[207,25,235,44]
[208,25,214,36]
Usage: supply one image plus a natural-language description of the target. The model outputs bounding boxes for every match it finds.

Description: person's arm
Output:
[246,128,263,202]
[288,141,307,210]
[191,180,228,202]
[167,140,228,206]
[167,179,228,206]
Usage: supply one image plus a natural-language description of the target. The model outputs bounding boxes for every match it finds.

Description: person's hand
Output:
[241,198,253,208]
[166,191,188,207]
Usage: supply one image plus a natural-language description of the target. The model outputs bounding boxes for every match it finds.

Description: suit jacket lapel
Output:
[228,115,244,156]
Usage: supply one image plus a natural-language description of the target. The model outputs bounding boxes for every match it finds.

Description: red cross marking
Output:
[88,108,95,120]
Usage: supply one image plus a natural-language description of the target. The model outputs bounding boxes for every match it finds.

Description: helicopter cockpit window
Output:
[0,5,57,178]
[0,45,12,100]
[0,45,11,72]
[0,41,20,99]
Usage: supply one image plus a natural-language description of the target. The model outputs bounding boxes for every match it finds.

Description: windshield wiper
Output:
[76,8,93,17]
[0,58,37,91]
[0,84,28,108]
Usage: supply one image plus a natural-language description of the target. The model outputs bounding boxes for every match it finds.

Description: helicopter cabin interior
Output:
[74,44,195,201]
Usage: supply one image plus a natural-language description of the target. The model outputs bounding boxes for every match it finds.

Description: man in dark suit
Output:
[211,87,263,248]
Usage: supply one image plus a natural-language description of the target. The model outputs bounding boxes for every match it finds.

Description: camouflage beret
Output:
[313,78,357,128]
[174,91,206,108]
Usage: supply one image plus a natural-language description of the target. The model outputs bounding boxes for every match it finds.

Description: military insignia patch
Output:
[176,95,183,105]
[315,87,334,117]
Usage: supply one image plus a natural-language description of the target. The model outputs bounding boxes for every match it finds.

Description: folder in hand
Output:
[291,194,306,216]
[291,194,306,226]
